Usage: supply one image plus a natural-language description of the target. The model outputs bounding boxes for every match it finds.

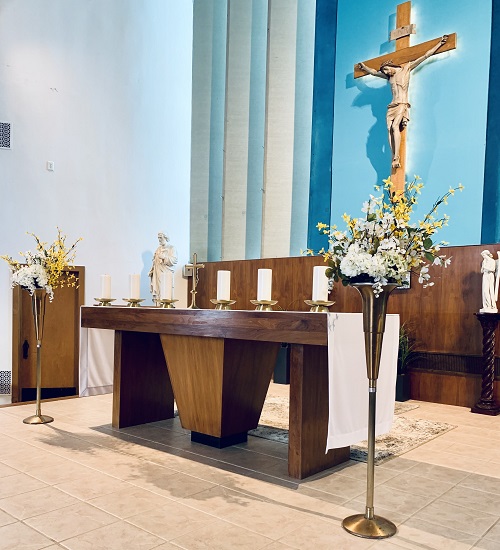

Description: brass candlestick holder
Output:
[304,300,335,312]
[123,298,144,307]
[250,299,278,311]
[158,299,178,309]
[94,298,115,306]
[210,299,236,310]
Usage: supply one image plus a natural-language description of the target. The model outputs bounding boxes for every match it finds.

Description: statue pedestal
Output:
[472,313,500,416]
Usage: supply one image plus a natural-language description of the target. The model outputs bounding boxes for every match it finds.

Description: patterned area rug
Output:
[249,397,455,464]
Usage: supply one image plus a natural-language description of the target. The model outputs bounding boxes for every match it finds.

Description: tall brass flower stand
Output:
[342,282,397,539]
[23,289,54,425]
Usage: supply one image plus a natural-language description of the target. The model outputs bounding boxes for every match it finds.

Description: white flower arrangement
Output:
[11,263,49,295]
[2,229,82,300]
[308,177,463,296]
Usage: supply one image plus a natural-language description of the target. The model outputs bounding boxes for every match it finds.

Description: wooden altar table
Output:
[80,307,349,479]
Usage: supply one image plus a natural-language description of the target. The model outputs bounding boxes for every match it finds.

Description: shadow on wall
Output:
[348,72,393,186]
[141,250,153,305]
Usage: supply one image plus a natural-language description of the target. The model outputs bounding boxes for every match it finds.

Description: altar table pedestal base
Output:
[160,334,279,444]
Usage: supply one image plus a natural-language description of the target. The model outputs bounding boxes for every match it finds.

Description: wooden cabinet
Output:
[11,267,84,402]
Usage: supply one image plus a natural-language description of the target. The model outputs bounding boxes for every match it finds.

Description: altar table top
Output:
[81,307,328,346]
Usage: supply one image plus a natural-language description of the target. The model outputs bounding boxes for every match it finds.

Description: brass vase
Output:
[342,282,397,539]
[23,288,54,425]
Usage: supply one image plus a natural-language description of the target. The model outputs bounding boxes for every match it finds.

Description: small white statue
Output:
[149,232,178,304]
[480,249,499,313]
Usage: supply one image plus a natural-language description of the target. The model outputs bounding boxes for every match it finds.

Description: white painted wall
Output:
[0,0,193,388]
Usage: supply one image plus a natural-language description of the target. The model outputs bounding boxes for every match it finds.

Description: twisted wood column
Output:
[471,313,500,415]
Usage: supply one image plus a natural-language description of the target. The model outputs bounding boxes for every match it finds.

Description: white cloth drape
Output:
[326,312,399,450]
[79,328,114,396]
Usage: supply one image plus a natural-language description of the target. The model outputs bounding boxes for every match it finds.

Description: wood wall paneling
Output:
[194,245,490,357]
[192,245,499,407]
[408,371,495,408]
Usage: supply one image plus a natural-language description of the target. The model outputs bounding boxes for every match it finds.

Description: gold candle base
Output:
[342,514,397,539]
[123,298,144,307]
[158,299,178,308]
[210,299,236,310]
[304,299,335,312]
[250,299,278,311]
[23,414,54,425]
[94,298,115,306]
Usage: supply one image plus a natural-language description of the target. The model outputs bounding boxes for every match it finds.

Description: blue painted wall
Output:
[192,0,499,257]
[307,0,338,253]
[322,0,492,247]
[482,0,500,244]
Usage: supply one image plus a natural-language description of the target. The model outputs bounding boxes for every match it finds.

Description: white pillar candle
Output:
[312,265,329,302]
[217,270,231,301]
[129,274,140,299]
[160,271,173,300]
[100,274,111,299]
[257,268,272,301]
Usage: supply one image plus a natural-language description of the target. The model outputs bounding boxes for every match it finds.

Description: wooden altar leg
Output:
[113,331,174,428]
[471,314,500,415]
[160,334,279,446]
[288,344,350,479]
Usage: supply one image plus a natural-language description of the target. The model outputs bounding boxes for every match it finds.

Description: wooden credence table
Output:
[80,307,349,479]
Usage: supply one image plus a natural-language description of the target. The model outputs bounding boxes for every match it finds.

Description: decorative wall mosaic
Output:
[0,122,11,149]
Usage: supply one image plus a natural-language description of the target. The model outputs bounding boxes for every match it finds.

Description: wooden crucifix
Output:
[354,1,457,193]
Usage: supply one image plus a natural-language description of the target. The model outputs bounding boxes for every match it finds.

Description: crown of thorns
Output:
[380,59,401,70]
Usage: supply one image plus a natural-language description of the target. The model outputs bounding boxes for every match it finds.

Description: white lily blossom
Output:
[313,178,463,296]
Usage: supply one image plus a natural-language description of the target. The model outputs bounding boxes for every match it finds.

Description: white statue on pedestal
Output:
[480,249,499,313]
[149,232,178,304]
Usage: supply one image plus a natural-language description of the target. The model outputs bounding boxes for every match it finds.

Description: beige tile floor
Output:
[0,385,499,550]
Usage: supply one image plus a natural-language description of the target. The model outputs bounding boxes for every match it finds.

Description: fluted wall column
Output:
[221,0,252,260]
[261,0,298,258]
[191,0,227,261]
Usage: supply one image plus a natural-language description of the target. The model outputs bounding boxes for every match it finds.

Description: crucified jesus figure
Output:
[357,35,448,170]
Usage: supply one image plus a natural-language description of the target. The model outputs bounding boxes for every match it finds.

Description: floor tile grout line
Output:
[2,394,500,548]
[4,432,298,499]
[394,475,500,541]
[89,428,298,486]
